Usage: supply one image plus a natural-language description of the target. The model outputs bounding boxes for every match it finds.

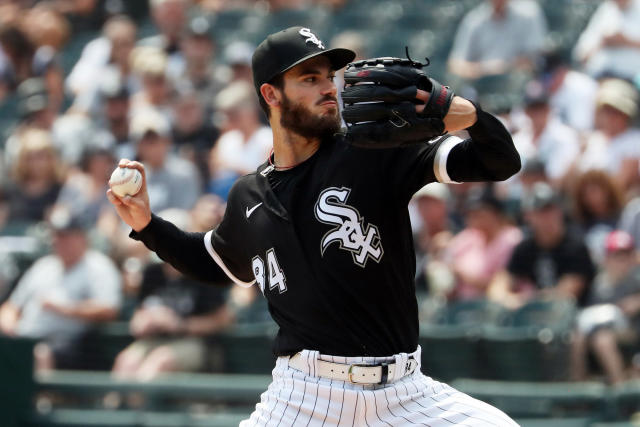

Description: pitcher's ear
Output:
[260,83,281,107]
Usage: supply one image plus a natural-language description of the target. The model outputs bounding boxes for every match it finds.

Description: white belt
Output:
[288,353,419,385]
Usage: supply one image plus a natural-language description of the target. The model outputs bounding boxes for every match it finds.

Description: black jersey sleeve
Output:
[392,104,520,202]
[204,180,255,287]
[446,105,521,183]
[130,214,231,286]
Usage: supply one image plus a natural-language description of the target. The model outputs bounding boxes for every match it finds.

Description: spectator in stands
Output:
[619,197,640,251]
[48,111,105,167]
[0,128,64,230]
[94,74,134,161]
[194,0,255,13]
[499,157,549,222]
[579,78,640,192]
[131,108,201,211]
[512,80,580,188]
[539,52,598,133]
[444,185,522,301]
[571,230,640,384]
[208,81,271,199]
[573,0,640,80]
[0,208,121,371]
[3,78,57,168]
[447,0,547,81]
[0,20,64,110]
[20,4,70,54]
[171,90,218,187]
[489,182,596,310]
[572,170,625,263]
[130,46,174,119]
[66,15,138,105]
[412,183,455,295]
[56,144,117,231]
[139,0,189,77]
[222,40,255,85]
[172,16,225,114]
[518,158,548,195]
[112,208,232,381]
[190,193,226,232]
[412,183,452,254]
[267,0,311,11]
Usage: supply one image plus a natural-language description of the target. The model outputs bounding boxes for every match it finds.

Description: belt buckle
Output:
[347,363,370,384]
[347,362,389,385]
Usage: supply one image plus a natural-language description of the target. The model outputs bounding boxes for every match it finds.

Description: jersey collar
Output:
[256,161,290,221]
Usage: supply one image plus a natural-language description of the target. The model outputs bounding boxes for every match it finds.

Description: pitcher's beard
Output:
[280,94,341,140]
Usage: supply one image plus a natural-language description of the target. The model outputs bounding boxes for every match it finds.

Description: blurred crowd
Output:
[0,0,638,387]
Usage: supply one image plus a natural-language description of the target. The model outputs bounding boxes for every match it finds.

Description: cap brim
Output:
[279,47,356,77]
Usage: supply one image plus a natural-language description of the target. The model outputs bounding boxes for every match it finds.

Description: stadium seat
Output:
[419,299,507,380]
[419,324,480,381]
[507,299,576,330]
[516,419,593,427]
[216,322,278,374]
[591,423,638,427]
[609,380,640,421]
[28,409,250,427]
[481,299,576,381]
[0,336,37,427]
[451,379,609,420]
[441,299,508,326]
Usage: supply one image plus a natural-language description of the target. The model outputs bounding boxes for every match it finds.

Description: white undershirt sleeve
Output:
[433,135,463,184]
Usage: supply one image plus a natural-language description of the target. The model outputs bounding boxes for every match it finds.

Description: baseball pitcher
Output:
[108,26,521,426]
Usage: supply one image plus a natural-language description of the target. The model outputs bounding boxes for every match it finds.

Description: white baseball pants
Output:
[240,346,519,426]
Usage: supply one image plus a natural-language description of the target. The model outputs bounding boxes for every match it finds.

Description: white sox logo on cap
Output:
[299,28,324,49]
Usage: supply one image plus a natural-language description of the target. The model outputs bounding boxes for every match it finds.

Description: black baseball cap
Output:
[252,26,355,95]
[49,208,90,233]
[464,185,504,214]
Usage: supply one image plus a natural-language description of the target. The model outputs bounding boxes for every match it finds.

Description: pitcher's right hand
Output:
[107,159,152,232]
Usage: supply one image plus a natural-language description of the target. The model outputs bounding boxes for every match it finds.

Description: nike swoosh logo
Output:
[245,202,263,218]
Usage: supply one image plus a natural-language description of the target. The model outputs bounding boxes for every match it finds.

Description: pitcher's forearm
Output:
[444,96,477,132]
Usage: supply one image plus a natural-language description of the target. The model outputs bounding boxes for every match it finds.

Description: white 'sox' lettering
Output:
[314,187,383,268]
[299,28,325,49]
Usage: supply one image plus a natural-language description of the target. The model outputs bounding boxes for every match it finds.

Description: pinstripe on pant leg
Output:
[412,377,487,426]
[245,346,519,427]
[336,357,357,427]
[414,374,520,427]
[269,359,301,427]
[319,356,337,427]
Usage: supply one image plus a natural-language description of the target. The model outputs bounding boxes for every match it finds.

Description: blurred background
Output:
[0,0,639,426]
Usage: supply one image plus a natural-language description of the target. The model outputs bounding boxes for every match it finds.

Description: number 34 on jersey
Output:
[252,249,287,294]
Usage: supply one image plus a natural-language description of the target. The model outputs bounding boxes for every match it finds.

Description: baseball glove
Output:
[341,55,454,148]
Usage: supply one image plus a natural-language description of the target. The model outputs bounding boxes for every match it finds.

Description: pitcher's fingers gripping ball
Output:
[109,166,143,198]
[342,55,455,148]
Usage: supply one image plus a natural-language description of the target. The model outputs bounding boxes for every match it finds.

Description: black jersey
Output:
[132,107,520,357]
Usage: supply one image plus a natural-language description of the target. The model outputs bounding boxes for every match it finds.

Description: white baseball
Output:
[109,167,143,198]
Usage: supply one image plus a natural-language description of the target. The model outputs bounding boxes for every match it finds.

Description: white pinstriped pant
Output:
[240,346,519,426]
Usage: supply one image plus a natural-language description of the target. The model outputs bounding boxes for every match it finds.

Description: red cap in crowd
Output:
[605,230,635,253]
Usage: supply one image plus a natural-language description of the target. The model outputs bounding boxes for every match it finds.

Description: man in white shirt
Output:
[0,209,121,370]
[448,0,547,80]
[579,78,640,191]
[131,108,202,211]
[573,0,640,80]
[513,81,580,185]
[208,81,272,199]
[541,52,598,133]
